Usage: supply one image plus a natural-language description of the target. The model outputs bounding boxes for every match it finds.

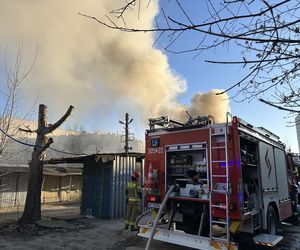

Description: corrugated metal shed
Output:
[0,171,28,207]
[0,165,29,208]
[81,154,144,219]
[45,153,145,219]
[111,155,144,219]
[0,164,83,207]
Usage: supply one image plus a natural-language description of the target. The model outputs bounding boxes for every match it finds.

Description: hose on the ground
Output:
[135,208,152,227]
[145,185,175,250]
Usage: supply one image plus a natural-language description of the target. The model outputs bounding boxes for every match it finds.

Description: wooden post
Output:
[14,173,19,207]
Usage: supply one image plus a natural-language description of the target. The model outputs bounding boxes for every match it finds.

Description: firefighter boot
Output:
[124,224,129,230]
[131,225,138,231]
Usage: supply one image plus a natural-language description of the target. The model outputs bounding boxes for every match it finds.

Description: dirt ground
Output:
[0,217,187,250]
[0,203,299,250]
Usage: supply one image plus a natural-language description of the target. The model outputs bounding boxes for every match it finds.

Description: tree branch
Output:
[42,137,54,151]
[259,98,300,113]
[45,105,74,134]
[205,55,300,65]
[19,126,37,133]
[110,0,136,19]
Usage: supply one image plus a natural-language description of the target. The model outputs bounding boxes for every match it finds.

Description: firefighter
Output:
[125,171,142,231]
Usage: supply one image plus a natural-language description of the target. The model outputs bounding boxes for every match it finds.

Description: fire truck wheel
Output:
[267,206,278,235]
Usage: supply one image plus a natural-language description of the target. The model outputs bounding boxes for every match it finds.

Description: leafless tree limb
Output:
[19,125,37,133]
[259,98,300,113]
[45,105,74,134]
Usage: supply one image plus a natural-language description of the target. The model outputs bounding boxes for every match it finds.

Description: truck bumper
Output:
[138,224,238,250]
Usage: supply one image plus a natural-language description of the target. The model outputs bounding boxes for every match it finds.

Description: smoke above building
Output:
[0,1,229,132]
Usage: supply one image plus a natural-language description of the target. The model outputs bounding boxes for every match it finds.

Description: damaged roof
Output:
[44,152,145,165]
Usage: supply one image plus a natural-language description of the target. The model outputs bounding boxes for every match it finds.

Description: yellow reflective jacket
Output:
[126,181,141,202]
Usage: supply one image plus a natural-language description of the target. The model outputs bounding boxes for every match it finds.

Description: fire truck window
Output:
[151,138,160,147]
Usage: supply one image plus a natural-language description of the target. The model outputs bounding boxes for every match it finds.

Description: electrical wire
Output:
[0,127,35,148]
[0,127,88,156]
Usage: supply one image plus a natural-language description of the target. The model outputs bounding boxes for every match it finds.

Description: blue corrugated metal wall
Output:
[99,165,112,218]
[81,156,144,219]
[81,161,105,217]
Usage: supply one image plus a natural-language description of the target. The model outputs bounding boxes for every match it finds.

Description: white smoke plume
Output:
[185,90,230,124]
[0,1,229,133]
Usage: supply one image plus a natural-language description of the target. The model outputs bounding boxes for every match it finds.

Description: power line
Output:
[0,127,35,148]
[0,127,88,156]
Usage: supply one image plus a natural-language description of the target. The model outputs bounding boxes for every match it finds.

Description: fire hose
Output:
[135,208,152,227]
[145,184,175,250]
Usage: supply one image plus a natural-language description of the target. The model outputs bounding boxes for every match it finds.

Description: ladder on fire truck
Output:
[209,115,230,247]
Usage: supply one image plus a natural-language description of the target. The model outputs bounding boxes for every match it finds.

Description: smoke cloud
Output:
[185,90,230,124]
[0,1,229,133]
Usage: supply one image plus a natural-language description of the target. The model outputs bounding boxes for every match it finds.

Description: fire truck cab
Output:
[138,114,299,249]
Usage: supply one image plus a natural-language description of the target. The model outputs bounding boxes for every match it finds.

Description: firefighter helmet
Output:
[131,171,140,178]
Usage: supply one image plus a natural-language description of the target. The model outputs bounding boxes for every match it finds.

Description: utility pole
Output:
[119,113,134,156]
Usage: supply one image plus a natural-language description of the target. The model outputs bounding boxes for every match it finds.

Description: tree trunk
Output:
[19,104,73,224]
[20,158,44,223]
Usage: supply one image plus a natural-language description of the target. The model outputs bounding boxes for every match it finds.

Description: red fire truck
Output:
[138,114,299,249]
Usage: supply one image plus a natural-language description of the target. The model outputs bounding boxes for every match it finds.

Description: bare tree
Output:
[19,104,74,224]
[80,0,300,112]
[0,44,36,156]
